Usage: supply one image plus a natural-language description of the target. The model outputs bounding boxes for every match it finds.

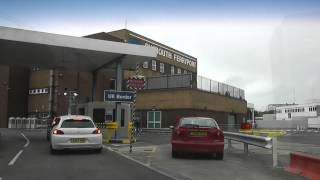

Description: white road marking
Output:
[7,132,30,166]
[8,150,23,166]
[20,133,30,148]
[103,145,179,180]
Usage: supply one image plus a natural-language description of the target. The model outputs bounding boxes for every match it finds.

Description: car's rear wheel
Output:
[216,152,224,160]
[172,150,179,158]
[50,145,58,154]
[95,148,102,153]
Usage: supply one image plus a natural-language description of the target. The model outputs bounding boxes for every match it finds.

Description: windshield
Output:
[180,118,217,128]
[60,119,95,128]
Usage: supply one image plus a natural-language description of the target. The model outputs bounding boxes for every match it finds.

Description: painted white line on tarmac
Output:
[21,133,30,148]
[8,150,23,166]
[103,145,179,180]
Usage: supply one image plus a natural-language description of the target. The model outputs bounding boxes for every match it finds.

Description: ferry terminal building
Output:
[0,28,247,129]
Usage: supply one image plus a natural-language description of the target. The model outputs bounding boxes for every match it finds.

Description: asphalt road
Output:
[0,129,173,180]
[278,131,320,145]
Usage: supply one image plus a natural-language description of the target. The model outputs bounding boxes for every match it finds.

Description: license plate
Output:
[190,131,207,137]
[70,138,86,143]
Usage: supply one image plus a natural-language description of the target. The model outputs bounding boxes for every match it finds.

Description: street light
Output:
[63,88,79,115]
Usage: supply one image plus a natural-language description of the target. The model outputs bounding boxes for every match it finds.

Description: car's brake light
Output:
[53,129,64,135]
[92,128,101,134]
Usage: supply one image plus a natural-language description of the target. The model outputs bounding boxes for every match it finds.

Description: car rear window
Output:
[60,119,95,128]
[180,118,217,128]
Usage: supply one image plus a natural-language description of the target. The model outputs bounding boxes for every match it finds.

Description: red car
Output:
[171,117,224,159]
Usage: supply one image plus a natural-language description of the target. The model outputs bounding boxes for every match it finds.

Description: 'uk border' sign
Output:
[104,90,134,102]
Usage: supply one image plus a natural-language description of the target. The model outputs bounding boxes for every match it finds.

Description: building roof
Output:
[0,26,157,71]
[107,29,197,61]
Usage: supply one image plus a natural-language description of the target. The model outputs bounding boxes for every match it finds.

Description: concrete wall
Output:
[137,109,245,128]
[7,66,29,118]
[137,88,247,114]
[256,119,308,129]
[308,117,320,128]
[0,66,9,128]
[263,114,276,121]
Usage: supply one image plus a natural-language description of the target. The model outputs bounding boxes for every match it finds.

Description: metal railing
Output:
[144,74,245,100]
[145,74,193,89]
[197,76,245,99]
[8,117,49,129]
[141,128,171,134]
[224,131,278,167]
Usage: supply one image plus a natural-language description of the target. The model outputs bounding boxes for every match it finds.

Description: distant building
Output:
[276,102,320,120]
[267,103,295,111]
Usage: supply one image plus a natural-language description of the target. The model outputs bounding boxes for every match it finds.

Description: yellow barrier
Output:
[103,122,118,143]
[239,129,287,137]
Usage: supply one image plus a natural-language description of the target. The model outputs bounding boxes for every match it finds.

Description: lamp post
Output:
[63,88,78,115]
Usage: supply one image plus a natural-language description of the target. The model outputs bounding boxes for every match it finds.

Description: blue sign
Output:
[104,90,134,102]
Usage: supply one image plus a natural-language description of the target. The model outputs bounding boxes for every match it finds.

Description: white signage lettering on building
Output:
[144,42,197,68]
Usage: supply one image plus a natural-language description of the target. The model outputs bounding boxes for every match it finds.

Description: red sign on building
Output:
[127,76,145,90]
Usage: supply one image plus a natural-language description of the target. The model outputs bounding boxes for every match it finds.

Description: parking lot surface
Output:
[0,129,173,180]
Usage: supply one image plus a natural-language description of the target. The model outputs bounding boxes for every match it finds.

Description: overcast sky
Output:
[1,0,320,110]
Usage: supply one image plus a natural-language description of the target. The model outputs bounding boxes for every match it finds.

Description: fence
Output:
[197,76,245,99]
[145,74,245,100]
[8,117,49,129]
[145,74,193,89]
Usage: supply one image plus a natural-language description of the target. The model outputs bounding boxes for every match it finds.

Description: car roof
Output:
[58,115,92,120]
[181,117,215,120]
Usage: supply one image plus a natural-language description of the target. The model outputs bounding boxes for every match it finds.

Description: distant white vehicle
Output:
[50,115,103,154]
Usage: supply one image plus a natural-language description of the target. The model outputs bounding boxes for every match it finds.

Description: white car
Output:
[50,115,103,154]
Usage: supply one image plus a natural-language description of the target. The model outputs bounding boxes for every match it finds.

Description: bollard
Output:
[227,139,232,151]
[128,121,134,153]
[22,117,27,129]
[244,143,249,155]
[272,137,278,167]
[8,117,14,128]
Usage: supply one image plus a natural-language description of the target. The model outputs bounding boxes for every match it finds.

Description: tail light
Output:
[53,129,64,135]
[92,128,101,134]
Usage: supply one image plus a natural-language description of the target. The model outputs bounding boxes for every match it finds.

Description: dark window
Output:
[113,109,116,122]
[180,117,217,128]
[78,108,85,115]
[110,79,116,90]
[121,109,125,127]
[61,119,94,128]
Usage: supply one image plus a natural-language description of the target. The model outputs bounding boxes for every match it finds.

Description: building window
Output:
[160,63,164,73]
[147,111,161,128]
[171,65,175,75]
[184,70,188,74]
[152,60,157,71]
[110,79,116,90]
[177,68,181,74]
[143,61,148,69]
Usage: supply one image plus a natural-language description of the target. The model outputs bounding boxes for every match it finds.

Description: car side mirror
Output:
[169,126,174,129]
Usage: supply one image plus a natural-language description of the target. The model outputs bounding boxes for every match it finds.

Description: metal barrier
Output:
[224,131,278,167]
[8,117,47,129]
[141,128,171,134]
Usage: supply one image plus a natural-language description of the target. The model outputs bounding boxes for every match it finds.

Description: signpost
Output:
[104,90,134,102]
